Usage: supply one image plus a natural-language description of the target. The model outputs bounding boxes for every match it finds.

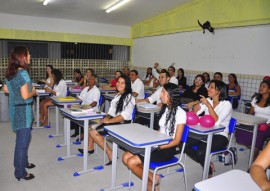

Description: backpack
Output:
[218,147,238,166]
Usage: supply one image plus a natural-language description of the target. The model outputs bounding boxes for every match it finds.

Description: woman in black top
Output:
[181,74,208,101]
[177,68,187,90]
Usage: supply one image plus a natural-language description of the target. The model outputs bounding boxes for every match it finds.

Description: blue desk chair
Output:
[209,117,237,169]
[128,124,190,191]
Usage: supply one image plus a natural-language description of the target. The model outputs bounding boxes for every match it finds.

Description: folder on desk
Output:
[58,96,76,101]
[137,103,157,109]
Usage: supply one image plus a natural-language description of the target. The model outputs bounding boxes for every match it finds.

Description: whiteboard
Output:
[132,25,270,75]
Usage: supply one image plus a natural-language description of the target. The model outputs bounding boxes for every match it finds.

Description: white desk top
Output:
[60,108,106,120]
[194,169,260,191]
[232,111,267,125]
[104,123,172,148]
[188,124,225,135]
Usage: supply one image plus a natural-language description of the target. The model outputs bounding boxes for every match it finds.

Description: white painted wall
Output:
[132,25,270,75]
[0,13,130,38]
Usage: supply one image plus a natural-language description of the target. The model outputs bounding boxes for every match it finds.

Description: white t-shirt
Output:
[148,86,162,104]
[78,85,100,110]
[53,79,67,97]
[251,97,270,124]
[169,76,178,85]
[197,98,232,137]
[159,106,186,138]
[131,78,145,99]
[44,78,52,89]
[152,68,160,80]
[108,93,136,121]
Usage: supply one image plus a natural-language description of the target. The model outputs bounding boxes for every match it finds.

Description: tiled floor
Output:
[0,111,251,191]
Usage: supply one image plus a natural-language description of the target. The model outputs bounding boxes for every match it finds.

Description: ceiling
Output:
[0,0,190,26]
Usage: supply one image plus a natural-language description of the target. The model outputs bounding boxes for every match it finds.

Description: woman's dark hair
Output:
[203,72,210,83]
[115,75,133,115]
[115,70,123,76]
[158,83,181,136]
[192,74,205,90]
[228,73,238,85]
[209,80,229,101]
[86,68,95,75]
[52,69,64,85]
[256,80,270,107]
[74,69,82,75]
[46,65,54,79]
[145,67,152,79]
[5,46,29,80]
[178,68,185,78]
[214,72,223,79]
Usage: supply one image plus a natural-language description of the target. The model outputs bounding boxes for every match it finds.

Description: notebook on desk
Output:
[58,96,76,101]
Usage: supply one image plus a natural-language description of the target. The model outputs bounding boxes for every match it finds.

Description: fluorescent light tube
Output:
[106,0,130,13]
[43,0,50,6]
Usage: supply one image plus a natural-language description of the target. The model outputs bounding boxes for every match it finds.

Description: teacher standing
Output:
[3,46,36,181]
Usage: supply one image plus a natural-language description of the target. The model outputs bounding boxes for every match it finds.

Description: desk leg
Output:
[249,124,258,167]
[83,119,89,171]
[57,118,77,161]
[111,142,118,187]
[141,147,151,191]
[150,113,154,129]
[50,106,64,138]
[202,134,213,180]
[105,100,109,113]
[33,96,42,129]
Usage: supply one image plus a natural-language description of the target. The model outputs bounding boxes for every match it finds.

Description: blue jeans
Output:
[14,128,31,178]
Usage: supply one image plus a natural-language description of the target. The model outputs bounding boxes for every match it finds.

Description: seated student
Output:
[177,68,187,90]
[41,65,54,89]
[74,69,84,86]
[101,70,123,90]
[130,70,145,99]
[123,67,130,77]
[122,83,186,191]
[77,75,135,165]
[83,68,94,87]
[181,74,208,104]
[39,69,67,126]
[203,72,210,88]
[137,70,170,107]
[142,67,153,84]
[70,75,100,139]
[168,66,178,85]
[185,80,232,178]
[213,72,223,81]
[235,80,270,161]
[250,141,270,191]
[228,73,241,109]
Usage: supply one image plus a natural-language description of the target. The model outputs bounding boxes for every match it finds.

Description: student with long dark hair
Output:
[185,80,232,178]
[122,83,186,191]
[3,46,36,181]
[78,75,135,165]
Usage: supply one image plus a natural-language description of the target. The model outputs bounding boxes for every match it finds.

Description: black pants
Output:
[185,134,228,168]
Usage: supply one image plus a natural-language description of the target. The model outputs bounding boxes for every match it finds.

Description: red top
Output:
[111,79,117,87]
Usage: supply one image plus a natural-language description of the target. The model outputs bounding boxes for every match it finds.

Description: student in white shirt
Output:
[123,83,186,191]
[40,69,67,126]
[77,75,135,166]
[168,66,178,85]
[130,70,145,99]
[41,65,54,89]
[70,75,101,139]
[185,80,232,178]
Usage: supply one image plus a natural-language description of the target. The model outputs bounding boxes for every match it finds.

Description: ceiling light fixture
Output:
[105,0,130,13]
[43,0,50,6]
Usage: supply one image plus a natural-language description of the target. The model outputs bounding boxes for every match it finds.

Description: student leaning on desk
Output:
[185,80,232,178]
[250,141,270,191]
[77,75,135,166]
[123,83,186,191]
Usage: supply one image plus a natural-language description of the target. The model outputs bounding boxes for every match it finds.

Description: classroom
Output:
[0,0,270,191]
